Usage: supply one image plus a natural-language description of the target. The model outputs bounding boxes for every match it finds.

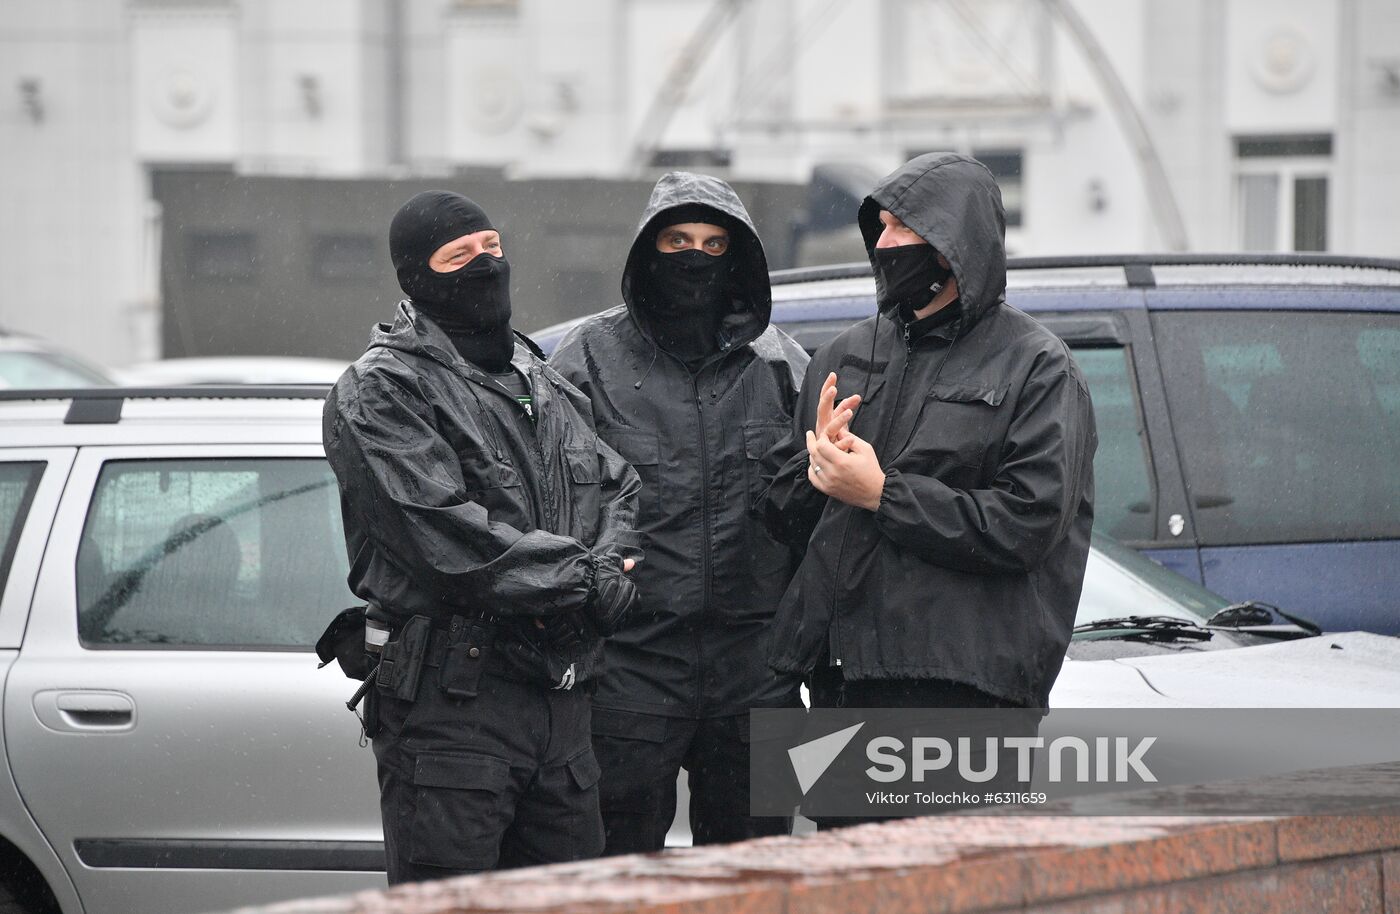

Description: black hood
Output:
[621,172,772,350]
[857,152,1007,329]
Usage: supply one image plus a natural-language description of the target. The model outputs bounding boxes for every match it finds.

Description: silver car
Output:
[0,333,113,390]
[0,388,1396,914]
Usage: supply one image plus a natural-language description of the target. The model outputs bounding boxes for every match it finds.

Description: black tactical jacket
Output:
[550,172,810,718]
[323,302,640,686]
[763,153,1098,708]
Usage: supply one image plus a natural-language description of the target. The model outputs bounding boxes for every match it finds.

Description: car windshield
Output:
[0,351,111,388]
[1077,534,1232,628]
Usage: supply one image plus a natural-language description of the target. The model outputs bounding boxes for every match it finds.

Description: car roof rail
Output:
[769,253,1400,289]
[0,385,332,425]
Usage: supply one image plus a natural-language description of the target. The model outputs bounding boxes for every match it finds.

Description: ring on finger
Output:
[813,464,823,474]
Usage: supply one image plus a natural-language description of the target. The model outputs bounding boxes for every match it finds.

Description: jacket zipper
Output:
[481,362,551,530]
[439,349,549,528]
[827,322,914,668]
[876,324,915,456]
[525,368,555,529]
[690,371,713,712]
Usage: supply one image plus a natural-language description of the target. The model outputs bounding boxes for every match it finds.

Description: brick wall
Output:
[231,769,1400,914]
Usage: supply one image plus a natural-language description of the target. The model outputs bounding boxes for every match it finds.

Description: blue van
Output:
[533,255,1400,634]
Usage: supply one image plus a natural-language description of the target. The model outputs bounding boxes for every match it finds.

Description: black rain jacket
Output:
[762,153,1097,707]
[323,302,641,686]
[550,172,810,718]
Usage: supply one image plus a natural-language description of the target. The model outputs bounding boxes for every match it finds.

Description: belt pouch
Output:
[362,682,381,738]
[438,618,488,700]
[377,614,430,701]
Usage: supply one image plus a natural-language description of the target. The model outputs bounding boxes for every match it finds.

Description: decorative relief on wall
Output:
[1251,26,1315,95]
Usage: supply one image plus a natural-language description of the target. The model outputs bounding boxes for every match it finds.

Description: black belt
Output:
[421,615,494,669]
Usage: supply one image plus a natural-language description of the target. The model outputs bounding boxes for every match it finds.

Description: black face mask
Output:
[872,243,954,314]
[644,249,732,319]
[389,190,515,370]
[402,252,512,335]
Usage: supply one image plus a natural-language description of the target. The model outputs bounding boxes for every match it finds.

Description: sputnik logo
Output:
[787,722,865,795]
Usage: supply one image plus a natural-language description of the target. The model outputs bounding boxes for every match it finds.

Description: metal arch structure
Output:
[627,0,745,172]
[881,0,1191,252]
[626,0,1191,252]
[1040,0,1190,251]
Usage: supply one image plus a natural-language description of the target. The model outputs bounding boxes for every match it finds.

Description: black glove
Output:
[586,552,638,635]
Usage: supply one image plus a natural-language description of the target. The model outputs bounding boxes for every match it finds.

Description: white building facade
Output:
[2,0,1397,366]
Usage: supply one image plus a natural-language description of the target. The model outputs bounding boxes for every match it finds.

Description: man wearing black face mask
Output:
[323,190,642,882]
[550,173,809,853]
[762,154,1097,721]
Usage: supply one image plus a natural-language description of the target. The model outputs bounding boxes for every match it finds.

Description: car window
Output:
[778,319,868,355]
[0,351,110,388]
[76,458,355,648]
[0,463,44,597]
[774,317,1155,543]
[1077,535,1231,626]
[1072,347,1154,542]
[1153,311,1400,545]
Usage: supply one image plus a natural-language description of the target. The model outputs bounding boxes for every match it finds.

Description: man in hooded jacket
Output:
[323,190,642,883]
[763,153,1097,716]
[550,173,809,852]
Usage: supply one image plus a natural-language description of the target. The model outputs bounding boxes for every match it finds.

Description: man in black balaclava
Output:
[323,190,643,882]
[551,173,810,853]
[762,155,1097,823]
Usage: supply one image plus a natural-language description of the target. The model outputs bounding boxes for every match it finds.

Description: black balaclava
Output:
[871,243,955,316]
[638,203,736,364]
[389,190,514,372]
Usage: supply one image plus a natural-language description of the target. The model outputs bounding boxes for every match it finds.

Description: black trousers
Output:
[371,668,604,885]
[808,665,1028,710]
[807,666,1039,830]
[591,709,793,854]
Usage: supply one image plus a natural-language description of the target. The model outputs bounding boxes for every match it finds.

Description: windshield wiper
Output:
[1206,601,1321,637]
[1072,615,1215,642]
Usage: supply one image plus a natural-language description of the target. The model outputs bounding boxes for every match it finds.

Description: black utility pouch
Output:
[377,614,431,701]
[315,606,373,681]
[438,618,489,700]
[361,683,381,738]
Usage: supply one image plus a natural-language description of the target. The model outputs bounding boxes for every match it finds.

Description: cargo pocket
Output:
[564,444,602,543]
[898,381,1007,480]
[462,460,525,524]
[590,709,668,813]
[566,747,602,791]
[563,747,606,858]
[608,430,661,518]
[743,420,788,511]
[409,751,512,871]
[727,420,794,621]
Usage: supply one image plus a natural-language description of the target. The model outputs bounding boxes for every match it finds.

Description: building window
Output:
[312,234,378,281]
[188,231,257,281]
[649,149,733,169]
[904,148,1024,229]
[974,149,1024,228]
[1234,133,1331,252]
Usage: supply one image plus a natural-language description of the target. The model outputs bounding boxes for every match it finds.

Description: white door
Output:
[5,445,385,914]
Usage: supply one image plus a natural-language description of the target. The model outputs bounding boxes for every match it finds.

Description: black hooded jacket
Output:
[762,153,1097,707]
[323,302,641,686]
[550,172,810,718]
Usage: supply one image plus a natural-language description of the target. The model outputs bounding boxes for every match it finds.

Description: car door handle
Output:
[34,691,136,732]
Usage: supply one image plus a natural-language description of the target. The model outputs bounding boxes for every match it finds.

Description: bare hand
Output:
[815,373,861,452]
[805,429,885,511]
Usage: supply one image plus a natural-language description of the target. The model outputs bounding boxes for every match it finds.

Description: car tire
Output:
[0,858,58,914]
